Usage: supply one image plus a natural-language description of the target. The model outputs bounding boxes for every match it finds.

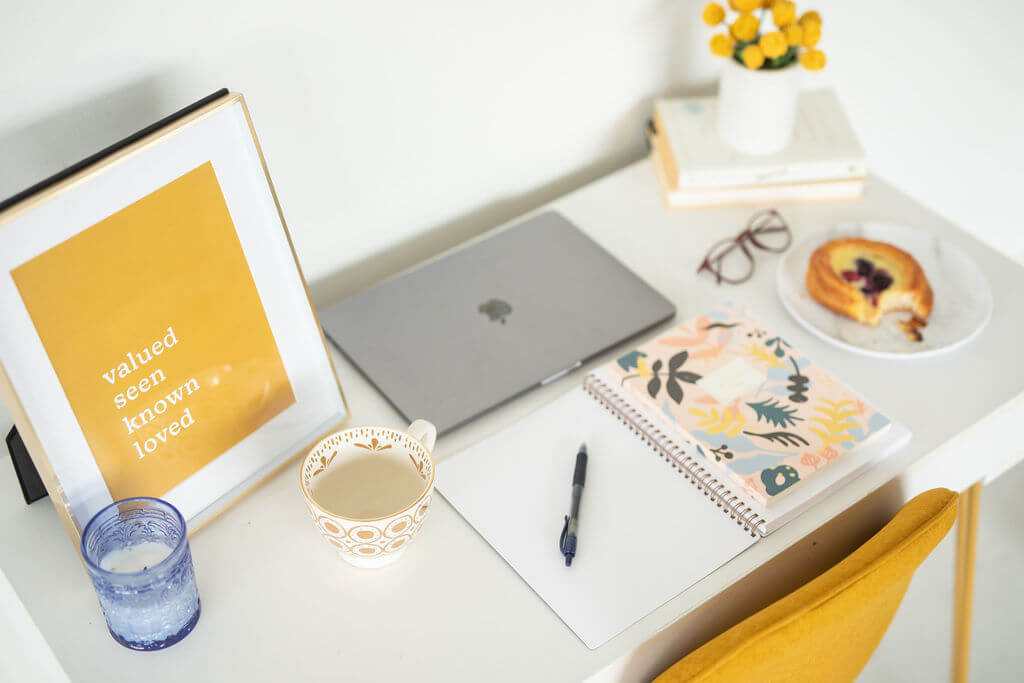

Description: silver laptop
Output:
[320,211,675,433]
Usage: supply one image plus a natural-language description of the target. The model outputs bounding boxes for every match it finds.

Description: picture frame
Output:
[0,90,349,542]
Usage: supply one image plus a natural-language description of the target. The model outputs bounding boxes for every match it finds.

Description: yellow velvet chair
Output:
[654,488,958,683]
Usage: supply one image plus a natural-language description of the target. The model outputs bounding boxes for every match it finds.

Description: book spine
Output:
[658,176,865,210]
[583,373,767,537]
[650,108,681,189]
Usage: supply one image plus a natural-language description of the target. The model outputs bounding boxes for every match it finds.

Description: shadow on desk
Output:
[598,480,907,683]
[306,86,723,308]
[307,156,637,306]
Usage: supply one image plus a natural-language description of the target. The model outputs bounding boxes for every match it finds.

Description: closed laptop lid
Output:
[319,211,675,433]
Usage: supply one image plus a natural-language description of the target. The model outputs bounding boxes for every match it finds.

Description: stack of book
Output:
[648,89,866,209]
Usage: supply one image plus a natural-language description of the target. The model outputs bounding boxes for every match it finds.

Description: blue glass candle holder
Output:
[80,497,200,650]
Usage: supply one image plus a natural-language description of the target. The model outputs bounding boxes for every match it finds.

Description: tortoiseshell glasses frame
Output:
[697,209,792,285]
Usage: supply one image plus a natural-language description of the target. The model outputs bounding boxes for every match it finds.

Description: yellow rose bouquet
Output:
[703,1,825,71]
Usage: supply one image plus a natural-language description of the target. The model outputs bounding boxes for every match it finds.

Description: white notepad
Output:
[438,381,910,649]
[439,388,755,649]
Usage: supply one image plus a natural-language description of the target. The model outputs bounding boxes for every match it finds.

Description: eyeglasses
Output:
[697,209,792,285]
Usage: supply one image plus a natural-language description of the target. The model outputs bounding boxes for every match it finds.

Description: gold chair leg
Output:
[952,482,981,683]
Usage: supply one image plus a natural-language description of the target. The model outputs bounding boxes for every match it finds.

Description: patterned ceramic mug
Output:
[300,420,436,568]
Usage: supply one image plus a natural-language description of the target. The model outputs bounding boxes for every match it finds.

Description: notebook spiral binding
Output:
[583,373,766,538]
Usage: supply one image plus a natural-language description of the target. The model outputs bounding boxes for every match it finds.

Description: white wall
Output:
[4,0,1018,303]
[0,0,1021,428]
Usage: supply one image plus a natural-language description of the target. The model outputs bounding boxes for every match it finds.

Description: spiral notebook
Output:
[437,303,910,648]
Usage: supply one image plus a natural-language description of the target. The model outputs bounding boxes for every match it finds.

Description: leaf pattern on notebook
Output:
[688,406,746,436]
[785,357,810,402]
[742,342,788,368]
[621,350,701,405]
[600,302,891,507]
[746,398,803,428]
[808,399,863,446]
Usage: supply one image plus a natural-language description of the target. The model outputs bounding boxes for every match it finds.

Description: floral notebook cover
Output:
[600,302,891,508]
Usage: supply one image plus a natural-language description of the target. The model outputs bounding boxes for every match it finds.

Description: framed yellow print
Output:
[0,90,348,542]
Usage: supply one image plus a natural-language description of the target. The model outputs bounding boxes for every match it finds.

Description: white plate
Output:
[777,222,992,358]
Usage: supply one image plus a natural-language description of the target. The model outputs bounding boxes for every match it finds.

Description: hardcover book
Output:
[651,89,866,191]
[648,141,865,209]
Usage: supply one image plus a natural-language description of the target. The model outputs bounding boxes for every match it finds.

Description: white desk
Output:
[3,161,1024,682]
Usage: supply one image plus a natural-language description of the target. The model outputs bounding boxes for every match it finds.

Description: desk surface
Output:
[3,161,1024,682]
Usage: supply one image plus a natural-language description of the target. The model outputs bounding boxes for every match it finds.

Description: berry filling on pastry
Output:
[838,258,894,306]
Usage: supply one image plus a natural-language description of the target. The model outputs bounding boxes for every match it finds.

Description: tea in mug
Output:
[311,456,425,519]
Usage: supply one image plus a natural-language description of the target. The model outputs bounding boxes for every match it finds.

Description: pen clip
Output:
[559,515,569,554]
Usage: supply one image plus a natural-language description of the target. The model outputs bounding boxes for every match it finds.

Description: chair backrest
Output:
[654,488,958,683]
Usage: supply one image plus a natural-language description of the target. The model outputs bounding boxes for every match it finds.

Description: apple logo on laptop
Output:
[478,298,512,325]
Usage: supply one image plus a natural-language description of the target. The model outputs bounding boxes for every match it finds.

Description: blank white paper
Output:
[437,388,758,649]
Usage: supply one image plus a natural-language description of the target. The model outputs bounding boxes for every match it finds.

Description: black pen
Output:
[559,443,587,567]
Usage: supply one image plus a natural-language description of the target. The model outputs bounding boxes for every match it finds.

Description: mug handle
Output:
[407,420,437,452]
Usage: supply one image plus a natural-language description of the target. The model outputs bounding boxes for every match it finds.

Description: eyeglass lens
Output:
[703,237,755,284]
[747,210,792,252]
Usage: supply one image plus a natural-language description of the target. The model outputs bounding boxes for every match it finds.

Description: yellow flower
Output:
[741,44,766,70]
[800,48,826,71]
[771,0,796,28]
[702,2,726,25]
[731,0,762,10]
[709,33,735,57]
[759,31,788,59]
[637,357,652,379]
[783,23,803,46]
[801,21,821,47]
[730,12,759,42]
[799,10,822,26]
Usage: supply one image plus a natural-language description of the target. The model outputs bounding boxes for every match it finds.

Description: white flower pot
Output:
[716,57,800,155]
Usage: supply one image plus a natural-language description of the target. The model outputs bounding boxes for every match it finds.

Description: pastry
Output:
[806,238,933,326]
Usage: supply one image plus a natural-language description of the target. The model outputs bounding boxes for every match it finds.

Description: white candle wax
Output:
[99,541,172,573]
